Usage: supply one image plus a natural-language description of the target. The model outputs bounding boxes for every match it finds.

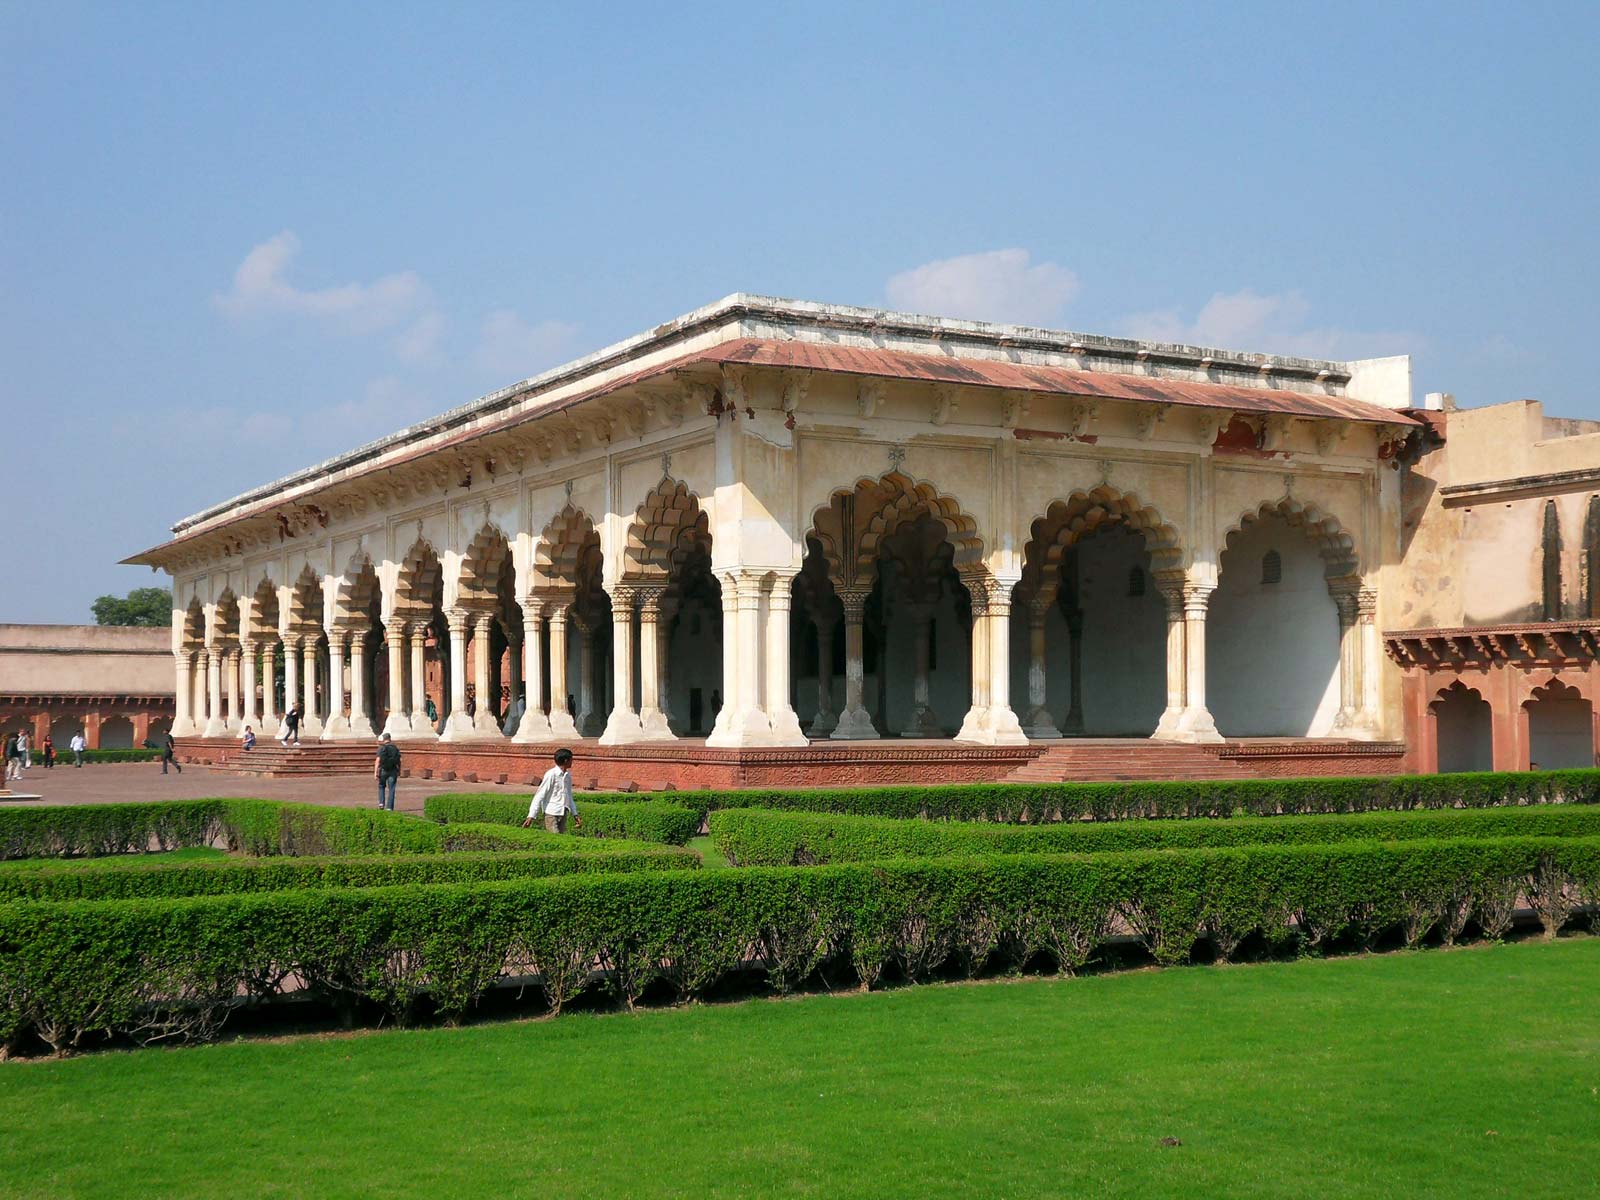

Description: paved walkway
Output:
[0,762,528,815]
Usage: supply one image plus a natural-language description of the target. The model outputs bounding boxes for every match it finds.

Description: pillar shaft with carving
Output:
[513,600,554,742]
[1175,583,1221,742]
[1023,595,1061,738]
[601,586,645,744]
[546,600,579,738]
[299,637,323,735]
[384,623,411,737]
[1152,574,1187,740]
[636,587,674,740]
[241,640,260,731]
[471,613,500,734]
[442,610,474,740]
[764,573,807,745]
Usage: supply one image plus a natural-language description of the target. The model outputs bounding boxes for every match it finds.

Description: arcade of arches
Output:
[171,474,1385,750]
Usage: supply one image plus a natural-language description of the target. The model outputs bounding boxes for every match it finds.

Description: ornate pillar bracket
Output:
[828,586,879,741]
[1023,593,1062,739]
[600,584,647,745]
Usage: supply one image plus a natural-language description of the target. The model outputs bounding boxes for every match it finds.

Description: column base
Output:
[297,717,324,739]
[956,704,1029,746]
[440,713,477,741]
[1170,705,1224,744]
[828,705,879,741]
[808,707,839,737]
[900,705,943,738]
[1023,705,1062,739]
[172,718,199,738]
[547,710,580,740]
[326,717,377,741]
[202,717,228,738]
[954,705,989,743]
[511,712,555,743]
[598,709,647,745]
[1329,712,1383,741]
[403,712,441,740]
[472,712,502,737]
[706,706,774,748]
[575,711,605,738]
[637,708,677,741]
[766,707,810,746]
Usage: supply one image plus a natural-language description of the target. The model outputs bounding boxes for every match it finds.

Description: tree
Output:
[92,587,172,627]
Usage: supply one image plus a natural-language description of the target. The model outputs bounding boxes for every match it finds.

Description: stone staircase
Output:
[176,738,376,777]
[1003,739,1259,783]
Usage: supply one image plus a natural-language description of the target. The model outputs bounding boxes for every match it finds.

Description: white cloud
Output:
[394,310,448,365]
[1123,288,1415,360]
[215,231,429,334]
[885,249,1079,327]
[473,310,581,378]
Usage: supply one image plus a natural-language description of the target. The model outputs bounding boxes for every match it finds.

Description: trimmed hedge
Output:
[0,799,673,863]
[586,769,1600,824]
[3,836,1595,1052]
[0,845,695,902]
[709,803,1600,866]
[425,794,701,845]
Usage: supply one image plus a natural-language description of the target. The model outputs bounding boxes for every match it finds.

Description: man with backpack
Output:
[374,733,402,811]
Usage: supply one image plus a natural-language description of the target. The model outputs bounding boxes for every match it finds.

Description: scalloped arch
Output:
[808,470,983,588]
[334,550,381,626]
[248,577,281,640]
[1428,680,1487,712]
[624,478,711,581]
[458,523,513,606]
[1525,676,1587,707]
[1222,497,1359,581]
[1022,486,1183,597]
[534,504,598,591]
[288,564,323,631]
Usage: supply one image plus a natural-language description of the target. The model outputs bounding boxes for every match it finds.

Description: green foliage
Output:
[604,769,1600,824]
[0,799,685,862]
[709,803,1600,866]
[90,587,172,628]
[425,793,701,845]
[76,748,164,763]
[0,846,694,902]
[2,835,1592,1052]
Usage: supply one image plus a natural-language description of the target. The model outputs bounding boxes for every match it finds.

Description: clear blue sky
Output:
[3,2,1597,622]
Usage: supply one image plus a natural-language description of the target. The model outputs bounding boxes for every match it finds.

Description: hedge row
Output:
[425,794,701,845]
[709,803,1600,866]
[0,799,669,863]
[3,836,1594,1053]
[0,845,695,902]
[581,769,1600,824]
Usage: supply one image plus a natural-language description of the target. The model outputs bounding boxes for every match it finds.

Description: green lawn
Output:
[688,833,730,867]
[1,940,1596,1198]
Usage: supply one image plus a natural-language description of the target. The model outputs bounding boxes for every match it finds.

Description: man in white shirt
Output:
[70,731,86,768]
[522,748,581,834]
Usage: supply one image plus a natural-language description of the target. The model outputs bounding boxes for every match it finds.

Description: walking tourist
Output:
[523,748,580,833]
[17,730,31,770]
[41,734,54,769]
[374,733,401,811]
[241,725,256,751]
[3,733,19,781]
[69,730,86,767]
[282,704,302,746]
[160,730,182,774]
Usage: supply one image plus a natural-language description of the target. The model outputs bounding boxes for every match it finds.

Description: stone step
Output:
[1004,741,1257,783]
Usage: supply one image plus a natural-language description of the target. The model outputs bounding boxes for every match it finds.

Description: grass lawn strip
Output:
[0,940,1594,1199]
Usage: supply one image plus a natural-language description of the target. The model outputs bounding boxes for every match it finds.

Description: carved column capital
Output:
[837,587,870,622]
[1357,587,1379,622]
[446,608,470,636]
[636,585,666,620]
[1181,583,1214,618]
[610,584,640,613]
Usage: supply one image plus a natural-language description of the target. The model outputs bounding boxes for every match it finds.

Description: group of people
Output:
[4,729,88,779]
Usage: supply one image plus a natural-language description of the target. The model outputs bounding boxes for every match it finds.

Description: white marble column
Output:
[1061,607,1085,736]
[442,609,474,740]
[323,631,348,739]
[1356,587,1382,736]
[901,601,943,737]
[471,613,501,735]
[407,622,435,737]
[513,599,554,742]
[261,641,278,733]
[658,594,681,734]
[1152,574,1188,741]
[223,647,242,731]
[708,572,773,746]
[505,630,523,733]
[347,628,374,737]
[1330,585,1361,737]
[764,573,807,745]
[1022,594,1061,739]
[283,637,301,730]
[829,588,877,740]
[204,645,226,736]
[809,608,838,736]
[173,652,194,735]
[383,624,411,737]
[983,579,1028,744]
[955,580,991,743]
[546,600,579,739]
[1175,583,1222,742]
[241,639,260,732]
[573,612,602,737]
[299,638,323,736]
[636,587,674,740]
[706,578,741,743]
[600,585,645,744]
